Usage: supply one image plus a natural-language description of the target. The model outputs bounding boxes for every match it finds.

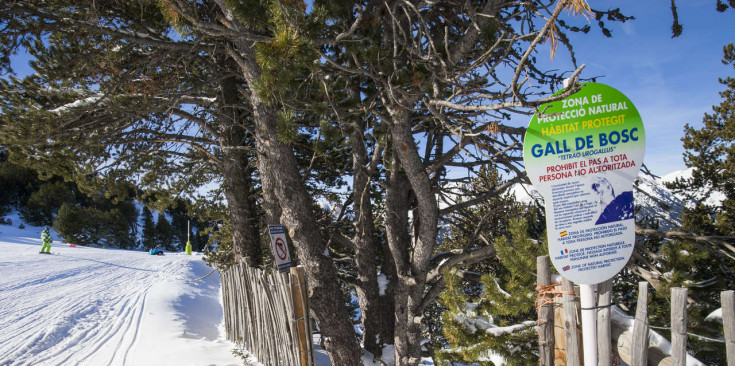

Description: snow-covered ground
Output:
[0,216,242,366]
[0,212,438,366]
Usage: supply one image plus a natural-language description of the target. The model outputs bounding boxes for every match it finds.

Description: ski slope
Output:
[0,222,241,366]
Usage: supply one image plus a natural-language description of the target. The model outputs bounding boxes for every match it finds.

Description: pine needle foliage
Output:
[636,234,728,364]
[142,206,157,250]
[223,0,269,33]
[254,1,317,104]
[435,219,547,366]
[202,213,236,270]
[668,43,735,237]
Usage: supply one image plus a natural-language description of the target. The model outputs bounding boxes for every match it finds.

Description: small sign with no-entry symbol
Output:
[268,225,292,273]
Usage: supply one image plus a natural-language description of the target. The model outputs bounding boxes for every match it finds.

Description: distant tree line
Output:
[0,157,210,251]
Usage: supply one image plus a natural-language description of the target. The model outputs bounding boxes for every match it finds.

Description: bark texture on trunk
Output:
[251,100,361,365]
[218,75,261,266]
[387,108,439,366]
[385,156,416,366]
[233,46,361,365]
[351,121,385,357]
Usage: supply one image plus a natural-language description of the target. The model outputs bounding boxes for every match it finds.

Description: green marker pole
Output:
[185,220,192,255]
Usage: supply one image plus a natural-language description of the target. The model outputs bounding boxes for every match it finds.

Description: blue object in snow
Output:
[149,248,164,255]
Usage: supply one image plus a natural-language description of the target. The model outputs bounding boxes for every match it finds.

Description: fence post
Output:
[537,255,554,366]
[631,281,649,366]
[723,290,735,366]
[554,290,566,365]
[290,267,314,366]
[671,287,688,366]
[597,279,612,366]
[562,278,580,366]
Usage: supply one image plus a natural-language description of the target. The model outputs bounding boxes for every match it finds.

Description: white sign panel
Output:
[268,225,292,273]
[523,83,645,284]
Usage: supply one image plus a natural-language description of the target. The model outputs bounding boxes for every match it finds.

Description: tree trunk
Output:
[234,47,362,365]
[253,100,361,365]
[384,153,420,366]
[387,107,439,366]
[351,117,388,357]
[218,74,261,266]
[220,148,261,265]
[378,241,398,345]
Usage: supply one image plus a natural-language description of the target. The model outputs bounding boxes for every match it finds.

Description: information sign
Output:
[523,83,645,284]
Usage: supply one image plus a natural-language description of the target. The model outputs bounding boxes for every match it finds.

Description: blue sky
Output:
[541,1,735,176]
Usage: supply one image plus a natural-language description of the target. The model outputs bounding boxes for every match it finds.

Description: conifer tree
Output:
[20,180,75,226]
[54,204,112,246]
[0,157,40,208]
[422,167,546,364]
[201,207,236,270]
[155,214,175,251]
[0,0,265,266]
[436,219,546,365]
[668,44,735,237]
[657,43,735,364]
[142,207,157,250]
[0,1,647,364]
[168,203,189,247]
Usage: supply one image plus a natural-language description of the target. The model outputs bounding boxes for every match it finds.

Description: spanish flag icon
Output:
[560,231,568,238]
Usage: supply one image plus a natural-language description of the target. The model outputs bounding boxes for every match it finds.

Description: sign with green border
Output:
[523,83,645,285]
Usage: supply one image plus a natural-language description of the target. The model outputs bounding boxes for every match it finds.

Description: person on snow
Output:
[40,227,52,254]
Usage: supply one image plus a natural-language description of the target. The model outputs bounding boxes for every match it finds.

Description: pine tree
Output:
[0,157,40,208]
[0,2,655,364]
[436,219,546,365]
[202,214,235,270]
[142,207,156,250]
[0,0,265,266]
[19,180,73,226]
[426,166,548,365]
[113,198,139,249]
[660,43,735,364]
[167,200,191,248]
[155,214,175,251]
[668,44,735,237]
[54,204,110,246]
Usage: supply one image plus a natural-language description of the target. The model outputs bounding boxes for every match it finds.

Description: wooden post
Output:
[554,292,567,365]
[554,282,573,365]
[597,279,612,366]
[562,278,580,366]
[537,255,554,366]
[670,287,688,366]
[723,290,735,366]
[631,281,649,366]
[291,267,314,366]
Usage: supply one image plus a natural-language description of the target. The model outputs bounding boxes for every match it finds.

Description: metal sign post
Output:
[580,283,597,365]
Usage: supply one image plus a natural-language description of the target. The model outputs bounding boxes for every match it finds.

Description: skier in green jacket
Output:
[40,227,52,254]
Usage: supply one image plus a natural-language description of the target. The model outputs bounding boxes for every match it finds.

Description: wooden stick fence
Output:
[221,261,314,366]
[536,255,735,366]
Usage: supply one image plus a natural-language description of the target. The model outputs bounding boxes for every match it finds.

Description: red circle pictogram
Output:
[275,237,288,260]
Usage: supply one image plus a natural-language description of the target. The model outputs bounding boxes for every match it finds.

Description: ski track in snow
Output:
[0,230,240,366]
